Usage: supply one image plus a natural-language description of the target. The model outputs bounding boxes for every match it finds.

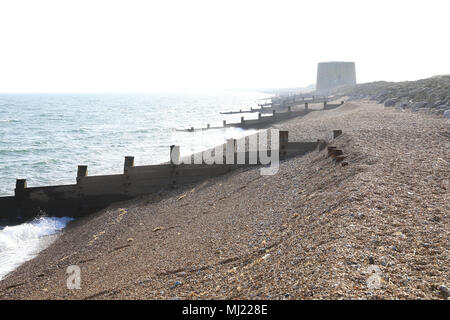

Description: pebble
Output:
[400,279,409,286]
[3,97,448,301]
[443,110,450,119]
[171,281,182,289]
[438,285,449,298]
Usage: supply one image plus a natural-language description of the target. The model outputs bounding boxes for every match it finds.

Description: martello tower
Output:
[316,61,356,92]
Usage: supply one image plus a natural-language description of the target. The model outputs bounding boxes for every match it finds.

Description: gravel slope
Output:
[330,75,450,116]
[0,101,448,299]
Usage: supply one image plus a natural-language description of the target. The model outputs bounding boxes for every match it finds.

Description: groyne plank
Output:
[78,175,126,196]
[0,196,17,222]
[0,126,330,224]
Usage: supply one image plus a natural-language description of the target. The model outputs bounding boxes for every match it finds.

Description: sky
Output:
[0,0,449,93]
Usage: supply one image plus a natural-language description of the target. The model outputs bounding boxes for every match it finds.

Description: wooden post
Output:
[288,106,291,113]
[334,155,347,163]
[327,146,343,158]
[207,123,210,129]
[77,166,88,177]
[272,110,276,116]
[223,120,226,127]
[241,116,244,124]
[15,179,27,190]
[124,156,134,173]
[327,146,337,158]
[324,101,327,109]
[258,113,262,119]
[77,165,88,184]
[341,101,344,105]
[279,131,289,145]
[279,131,288,159]
[15,179,27,197]
[330,149,343,157]
[333,129,342,139]
[170,145,180,165]
[190,127,194,132]
[317,139,327,152]
[305,102,308,110]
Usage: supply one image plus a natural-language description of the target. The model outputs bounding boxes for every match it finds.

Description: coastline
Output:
[0,100,448,299]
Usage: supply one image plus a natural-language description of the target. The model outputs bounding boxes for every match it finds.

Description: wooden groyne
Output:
[0,131,330,225]
[180,101,344,132]
[220,96,331,115]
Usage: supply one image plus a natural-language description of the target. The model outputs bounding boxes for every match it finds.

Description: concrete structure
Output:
[316,62,356,92]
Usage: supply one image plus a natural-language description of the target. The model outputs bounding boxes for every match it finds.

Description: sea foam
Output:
[0,216,72,280]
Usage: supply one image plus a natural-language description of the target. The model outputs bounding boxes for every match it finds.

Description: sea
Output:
[0,90,271,280]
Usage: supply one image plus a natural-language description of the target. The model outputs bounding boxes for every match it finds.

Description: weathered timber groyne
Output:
[0,130,333,225]
[221,95,330,115]
[179,101,344,132]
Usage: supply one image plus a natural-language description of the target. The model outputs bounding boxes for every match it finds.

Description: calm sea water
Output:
[0,91,270,196]
[0,91,270,280]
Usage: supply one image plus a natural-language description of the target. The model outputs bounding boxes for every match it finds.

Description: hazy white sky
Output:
[0,0,449,92]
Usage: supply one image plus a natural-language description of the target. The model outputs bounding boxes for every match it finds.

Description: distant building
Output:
[316,61,356,92]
